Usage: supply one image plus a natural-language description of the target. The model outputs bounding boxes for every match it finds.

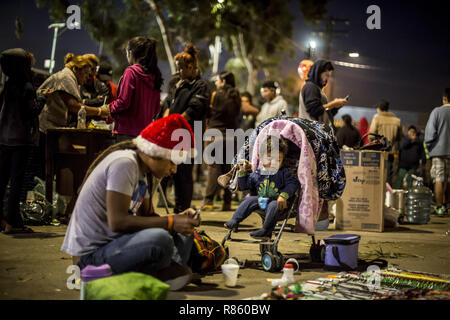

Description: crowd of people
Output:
[0,36,449,290]
[334,92,450,219]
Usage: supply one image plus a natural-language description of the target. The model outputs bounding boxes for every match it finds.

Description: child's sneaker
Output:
[250,228,272,240]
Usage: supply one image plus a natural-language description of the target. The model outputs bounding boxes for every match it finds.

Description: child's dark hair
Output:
[408,125,417,132]
[127,36,163,91]
[259,136,288,157]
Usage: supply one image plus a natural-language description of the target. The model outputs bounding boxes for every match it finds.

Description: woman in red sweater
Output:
[107,36,163,142]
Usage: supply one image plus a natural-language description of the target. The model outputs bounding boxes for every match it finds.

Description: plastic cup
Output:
[221,264,240,287]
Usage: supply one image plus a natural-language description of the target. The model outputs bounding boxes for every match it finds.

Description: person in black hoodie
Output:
[0,48,51,234]
[336,114,361,148]
[298,59,347,129]
[203,71,241,211]
[163,44,211,213]
[396,125,426,189]
[298,59,348,231]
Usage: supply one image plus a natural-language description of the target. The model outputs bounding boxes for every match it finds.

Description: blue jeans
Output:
[78,228,193,275]
[232,196,280,231]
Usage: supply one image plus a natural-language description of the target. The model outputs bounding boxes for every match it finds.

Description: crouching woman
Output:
[61,114,199,290]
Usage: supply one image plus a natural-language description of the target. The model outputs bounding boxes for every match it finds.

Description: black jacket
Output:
[158,73,181,120]
[208,84,241,131]
[301,59,338,121]
[80,78,110,107]
[0,48,46,146]
[167,75,211,128]
[336,125,361,148]
[399,137,426,170]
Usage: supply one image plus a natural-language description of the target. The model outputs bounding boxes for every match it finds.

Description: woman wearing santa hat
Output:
[61,114,199,291]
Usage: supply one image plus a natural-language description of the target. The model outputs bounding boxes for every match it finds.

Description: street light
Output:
[349,52,359,58]
[48,23,66,74]
[308,40,317,60]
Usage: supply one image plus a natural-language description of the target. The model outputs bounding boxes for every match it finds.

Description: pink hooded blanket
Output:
[251,120,321,235]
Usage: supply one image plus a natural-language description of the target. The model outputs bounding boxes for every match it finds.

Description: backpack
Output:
[357,133,392,152]
[190,230,227,274]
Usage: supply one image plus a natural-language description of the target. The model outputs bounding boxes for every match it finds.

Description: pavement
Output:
[0,199,449,300]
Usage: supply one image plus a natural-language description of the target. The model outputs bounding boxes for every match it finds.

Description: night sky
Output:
[1,0,449,113]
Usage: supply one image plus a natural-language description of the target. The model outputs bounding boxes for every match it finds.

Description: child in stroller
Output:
[224,136,299,239]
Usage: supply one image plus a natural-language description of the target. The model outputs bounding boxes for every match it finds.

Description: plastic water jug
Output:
[405,177,432,224]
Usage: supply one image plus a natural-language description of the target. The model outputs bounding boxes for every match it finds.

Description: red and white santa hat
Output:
[133,114,195,164]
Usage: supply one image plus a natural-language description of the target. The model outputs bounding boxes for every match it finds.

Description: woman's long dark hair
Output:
[127,36,163,91]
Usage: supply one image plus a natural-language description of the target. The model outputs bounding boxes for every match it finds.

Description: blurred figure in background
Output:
[358,116,370,146]
[106,36,163,142]
[80,54,109,108]
[255,81,288,127]
[203,71,241,211]
[239,91,259,131]
[336,114,361,149]
[96,61,117,103]
[397,125,426,189]
[369,99,402,186]
[0,48,51,234]
[163,43,211,213]
[425,88,450,216]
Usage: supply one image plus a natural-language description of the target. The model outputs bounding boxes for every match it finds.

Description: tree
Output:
[35,0,331,93]
[297,0,330,25]
[216,0,295,95]
[35,0,216,81]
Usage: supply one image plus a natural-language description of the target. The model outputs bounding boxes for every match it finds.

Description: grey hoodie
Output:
[255,95,288,127]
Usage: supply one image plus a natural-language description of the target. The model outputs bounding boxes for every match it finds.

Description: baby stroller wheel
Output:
[261,252,283,272]
[261,252,276,272]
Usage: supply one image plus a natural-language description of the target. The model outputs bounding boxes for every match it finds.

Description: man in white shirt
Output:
[255,81,289,127]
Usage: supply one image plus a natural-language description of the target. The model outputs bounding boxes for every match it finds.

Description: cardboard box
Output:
[336,150,388,232]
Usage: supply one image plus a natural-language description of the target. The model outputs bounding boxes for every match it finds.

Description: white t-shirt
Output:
[61,149,149,257]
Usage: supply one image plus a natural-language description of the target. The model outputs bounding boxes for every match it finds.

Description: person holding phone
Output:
[298,59,347,231]
[298,59,347,130]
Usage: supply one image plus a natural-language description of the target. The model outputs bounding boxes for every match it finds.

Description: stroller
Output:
[221,114,346,272]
